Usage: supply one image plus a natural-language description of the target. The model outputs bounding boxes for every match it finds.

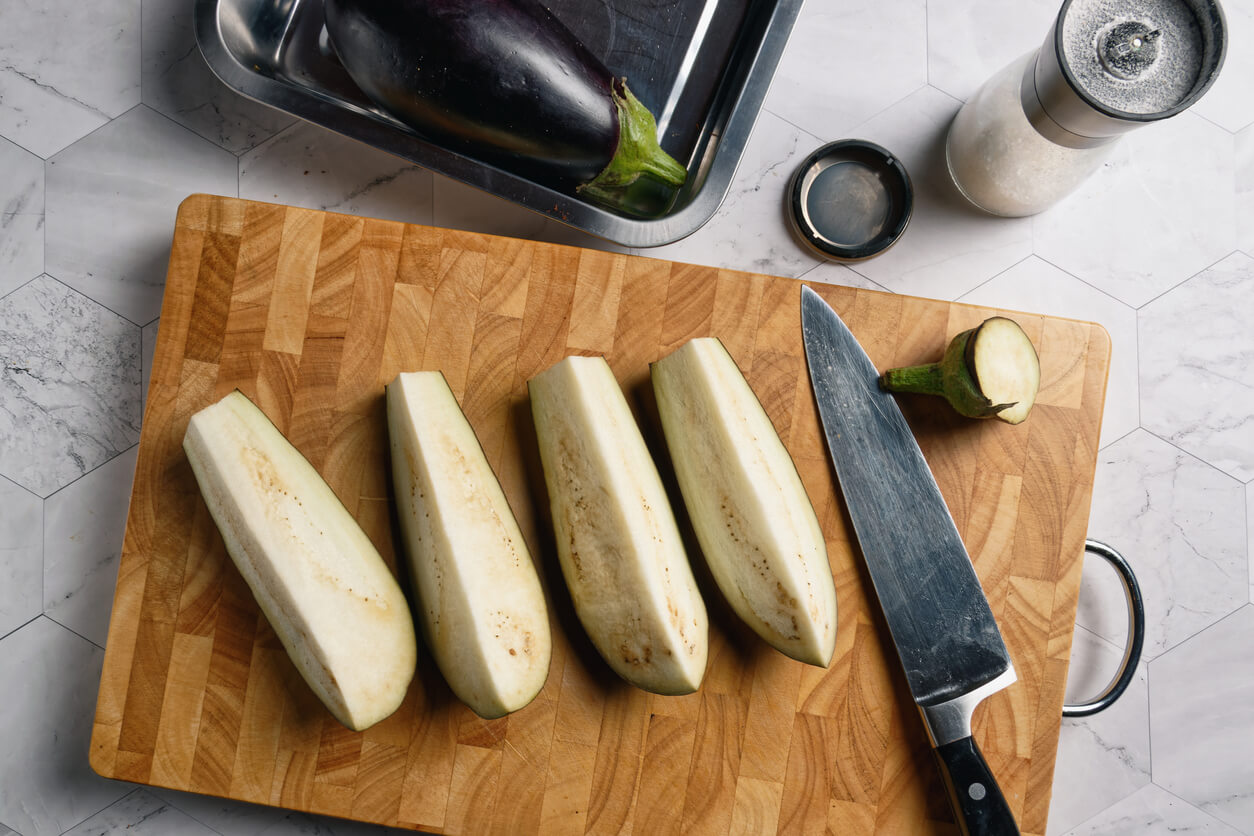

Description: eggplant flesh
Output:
[183,391,417,732]
[386,371,551,719]
[322,0,687,200]
[528,356,708,695]
[652,338,837,667]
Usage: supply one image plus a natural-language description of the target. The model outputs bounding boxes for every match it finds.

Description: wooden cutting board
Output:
[91,194,1109,835]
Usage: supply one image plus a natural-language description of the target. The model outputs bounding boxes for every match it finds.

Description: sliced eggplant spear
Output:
[528,355,708,695]
[183,391,417,732]
[322,0,687,208]
[387,371,552,719]
[652,338,838,667]
[879,316,1041,425]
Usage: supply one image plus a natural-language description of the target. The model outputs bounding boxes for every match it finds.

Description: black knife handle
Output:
[934,736,1019,836]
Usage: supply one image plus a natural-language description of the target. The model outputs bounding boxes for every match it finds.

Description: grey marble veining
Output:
[141,0,294,155]
[431,173,622,253]
[0,0,141,158]
[1080,430,1247,660]
[1032,113,1235,309]
[43,445,138,647]
[765,0,927,140]
[0,476,43,639]
[0,136,45,297]
[1047,626,1151,835]
[2,0,1253,833]
[1238,126,1253,255]
[1065,784,1245,835]
[0,617,132,836]
[239,120,434,226]
[0,0,140,159]
[1140,253,1254,483]
[45,105,238,326]
[1148,606,1254,833]
[60,790,218,836]
[0,276,141,498]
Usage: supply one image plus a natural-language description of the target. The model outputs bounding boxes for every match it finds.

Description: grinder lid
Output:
[1026,0,1228,146]
[787,140,913,262]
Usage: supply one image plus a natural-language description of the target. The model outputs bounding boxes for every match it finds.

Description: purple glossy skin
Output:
[323,0,621,186]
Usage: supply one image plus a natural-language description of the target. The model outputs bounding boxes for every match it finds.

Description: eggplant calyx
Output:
[579,80,687,203]
[880,317,1040,424]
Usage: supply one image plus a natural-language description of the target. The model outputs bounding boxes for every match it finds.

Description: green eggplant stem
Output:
[879,363,946,396]
[879,326,1011,419]
[578,80,687,204]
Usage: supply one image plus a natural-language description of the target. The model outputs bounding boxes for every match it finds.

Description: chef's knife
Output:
[800,285,1019,836]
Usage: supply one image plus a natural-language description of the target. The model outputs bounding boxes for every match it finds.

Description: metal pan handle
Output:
[1062,539,1145,717]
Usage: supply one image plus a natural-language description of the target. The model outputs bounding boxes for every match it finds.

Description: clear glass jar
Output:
[945,53,1114,218]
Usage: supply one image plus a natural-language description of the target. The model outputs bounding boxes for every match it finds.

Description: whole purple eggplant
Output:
[322,0,687,205]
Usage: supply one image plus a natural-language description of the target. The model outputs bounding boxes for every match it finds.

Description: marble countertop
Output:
[2,0,1252,834]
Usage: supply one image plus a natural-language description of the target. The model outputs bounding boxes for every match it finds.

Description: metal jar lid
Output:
[1023,0,1227,148]
[787,140,913,262]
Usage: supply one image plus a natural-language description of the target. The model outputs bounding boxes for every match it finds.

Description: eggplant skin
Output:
[324,0,619,186]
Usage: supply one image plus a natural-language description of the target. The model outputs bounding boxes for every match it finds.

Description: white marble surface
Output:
[1148,607,1254,832]
[2,0,1253,834]
[0,276,142,498]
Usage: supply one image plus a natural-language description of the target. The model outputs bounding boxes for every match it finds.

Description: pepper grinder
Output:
[945,0,1227,218]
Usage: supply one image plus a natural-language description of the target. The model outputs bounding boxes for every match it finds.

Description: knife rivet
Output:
[968,783,987,801]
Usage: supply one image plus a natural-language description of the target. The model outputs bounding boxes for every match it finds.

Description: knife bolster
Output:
[919,667,1017,746]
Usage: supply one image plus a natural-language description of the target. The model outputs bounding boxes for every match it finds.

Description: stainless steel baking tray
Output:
[194,0,801,247]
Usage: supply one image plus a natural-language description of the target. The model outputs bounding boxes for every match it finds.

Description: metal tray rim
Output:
[193,0,803,248]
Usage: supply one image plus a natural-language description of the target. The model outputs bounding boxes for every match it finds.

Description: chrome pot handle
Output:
[1062,539,1145,718]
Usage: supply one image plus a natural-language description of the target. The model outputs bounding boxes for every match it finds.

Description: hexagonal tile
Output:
[1190,0,1254,133]
[1046,627,1150,835]
[800,260,891,292]
[44,444,137,646]
[141,0,294,154]
[1139,252,1254,483]
[0,136,44,296]
[645,109,825,277]
[1237,124,1253,257]
[63,789,221,836]
[959,256,1138,449]
[1062,783,1244,836]
[0,476,42,639]
[0,0,140,158]
[431,173,626,253]
[149,787,290,836]
[0,617,133,836]
[0,276,141,497]
[1149,605,1254,833]
[840,86,1033,299]
[764,0,926,140]
[1033,113,1234,309]
[926,0,1059,103]
[1079,430,1246,660]
[142,317,159,412]
[46,105,239,325]
[240,120,434,226]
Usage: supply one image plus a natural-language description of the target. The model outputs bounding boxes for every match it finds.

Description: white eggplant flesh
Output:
[528,356,708,695]
[183,390,417,732]
[652,338,837,667]
[386,371,551,718]
[970,316,1040,425]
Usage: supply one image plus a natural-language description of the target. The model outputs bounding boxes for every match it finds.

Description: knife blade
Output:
[799,285,1019,836]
